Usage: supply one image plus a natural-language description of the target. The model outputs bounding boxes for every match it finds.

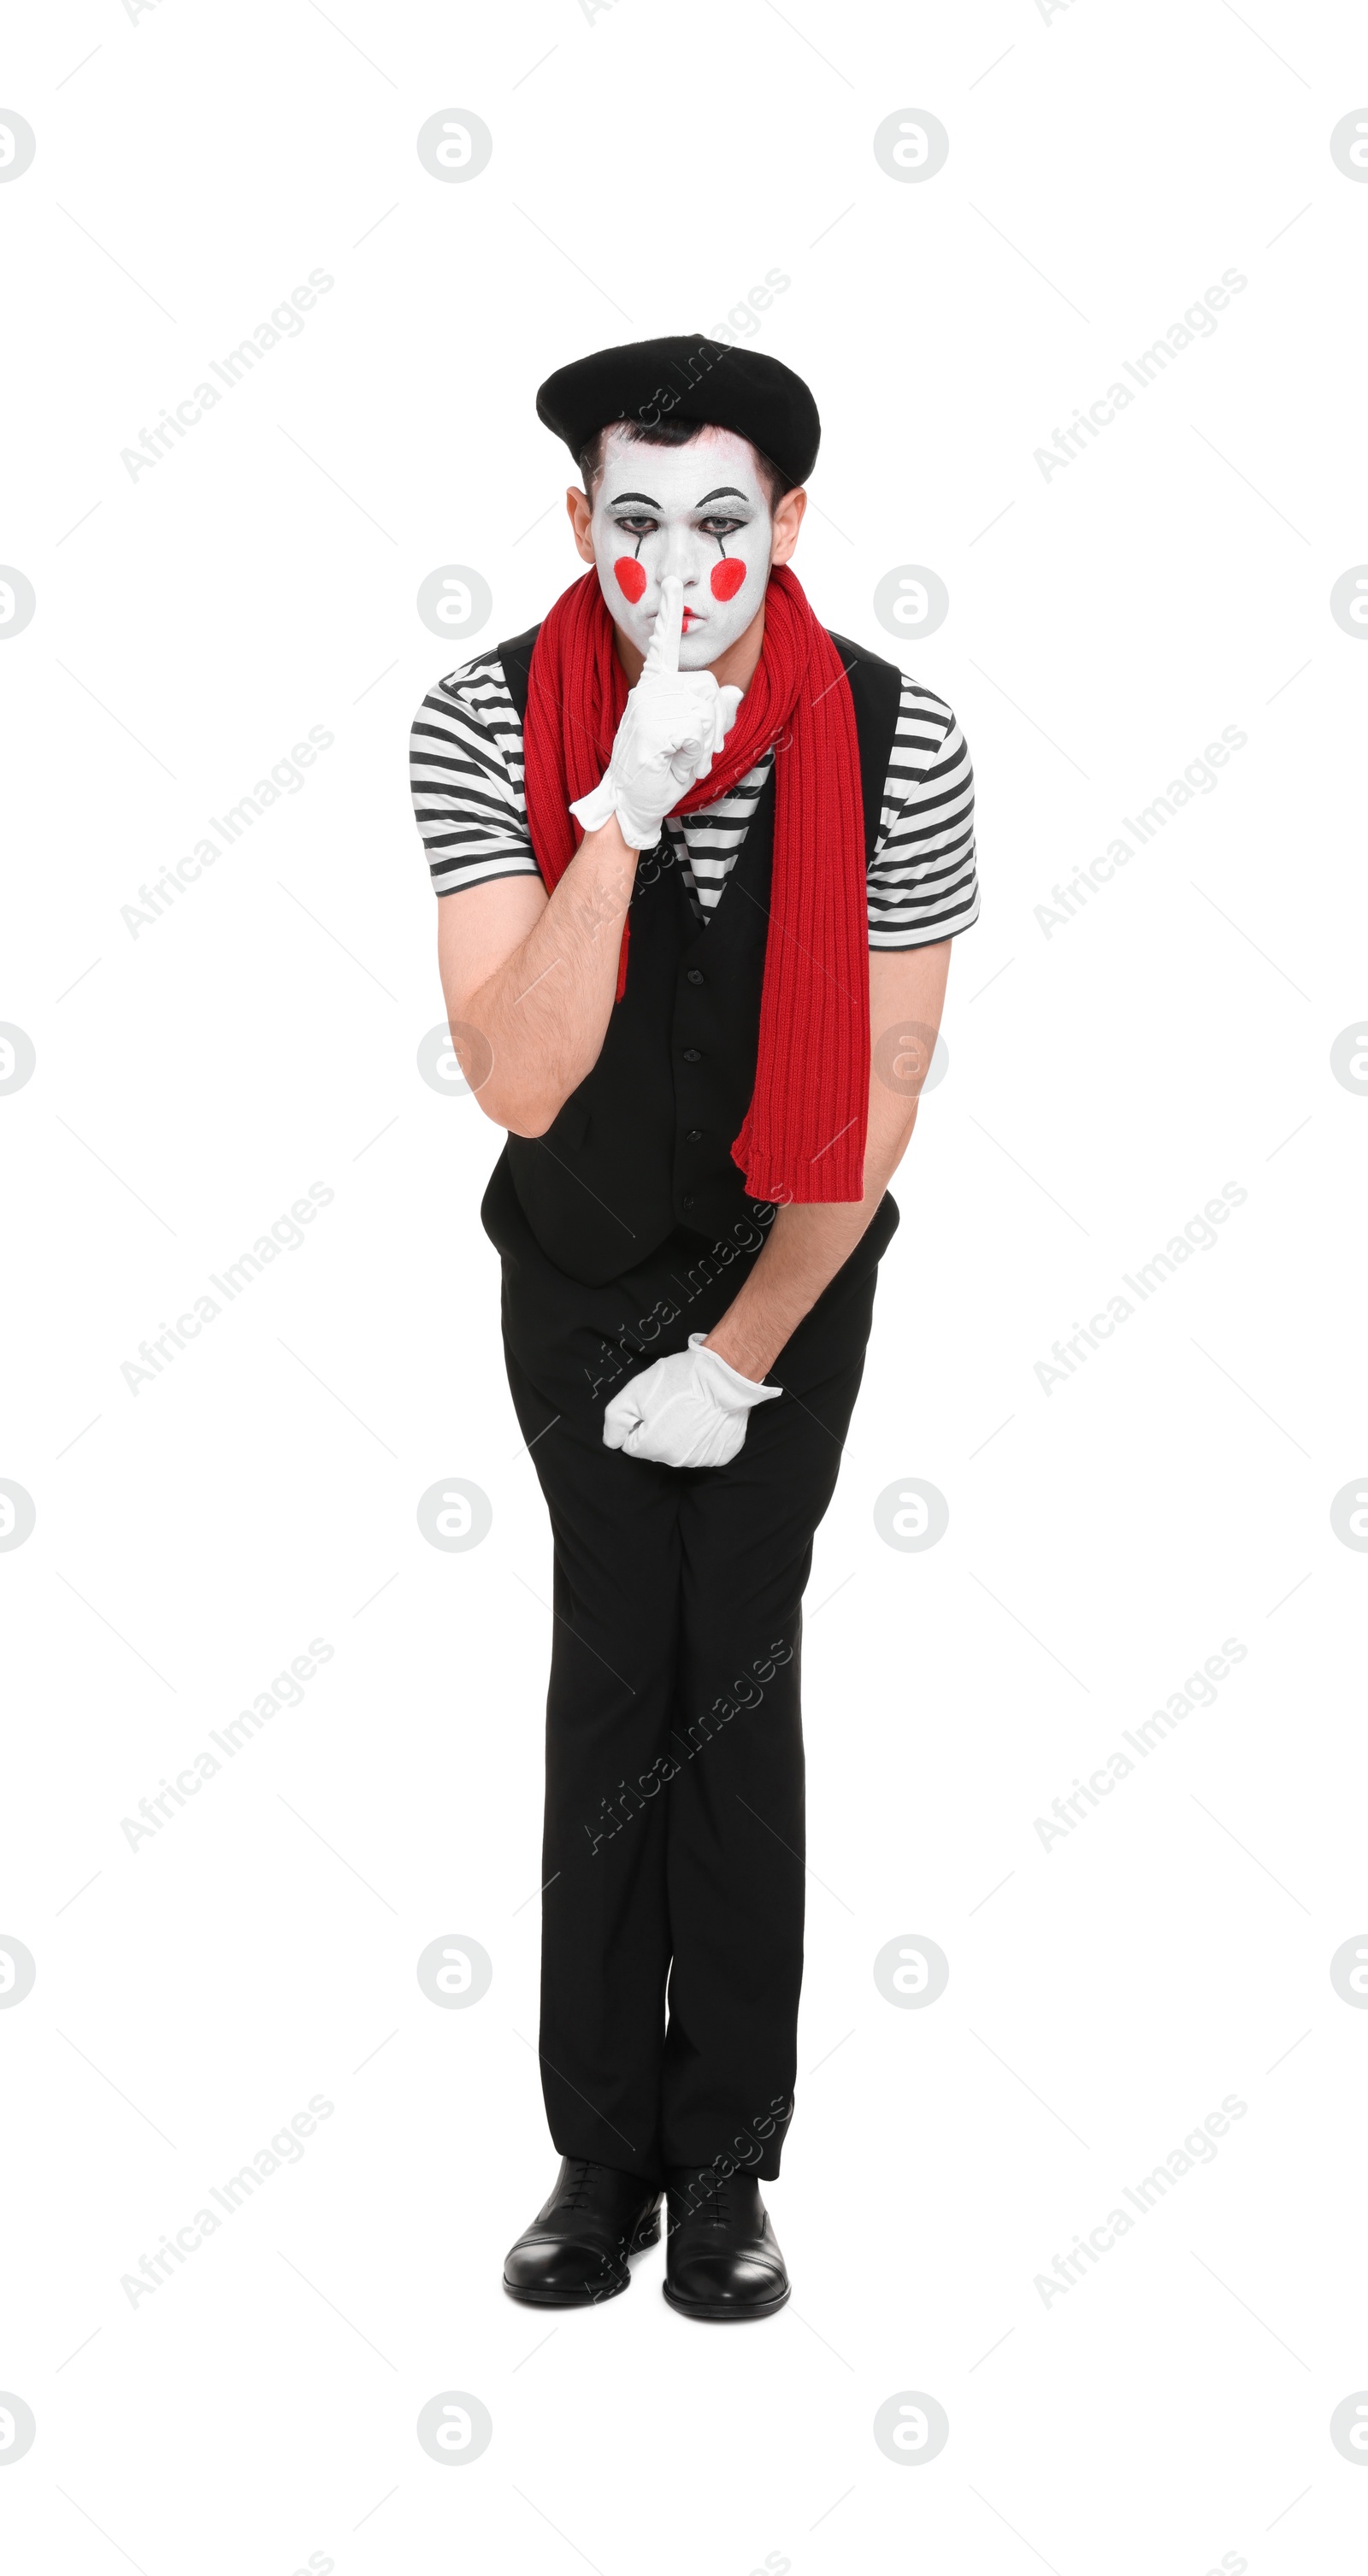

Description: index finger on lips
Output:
[643,575,683,675]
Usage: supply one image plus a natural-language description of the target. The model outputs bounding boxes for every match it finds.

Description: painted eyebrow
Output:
[605,486,754,510]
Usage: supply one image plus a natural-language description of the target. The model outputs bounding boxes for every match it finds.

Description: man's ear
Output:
[567,485,595,563]
[770,486,807,568]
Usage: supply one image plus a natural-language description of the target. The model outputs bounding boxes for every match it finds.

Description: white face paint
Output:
[589,426,775,669]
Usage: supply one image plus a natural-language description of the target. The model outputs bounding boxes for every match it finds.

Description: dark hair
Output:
[576,416,794,510]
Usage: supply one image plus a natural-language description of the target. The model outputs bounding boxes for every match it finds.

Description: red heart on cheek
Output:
[711,558,747,601]
[614,557,646,602]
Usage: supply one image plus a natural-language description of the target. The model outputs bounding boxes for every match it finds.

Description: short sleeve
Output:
[409,648,540,897]
[866,679,979,947]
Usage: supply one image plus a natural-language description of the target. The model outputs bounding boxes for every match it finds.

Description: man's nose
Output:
[655,522,700,586]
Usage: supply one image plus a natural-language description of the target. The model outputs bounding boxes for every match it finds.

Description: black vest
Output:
[496,624,902,1287]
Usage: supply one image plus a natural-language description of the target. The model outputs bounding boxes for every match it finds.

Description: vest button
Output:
[682,1194,696,1211]
[681,1047,702,1063]
[687,969,705,985]
[686,1128,703,1143]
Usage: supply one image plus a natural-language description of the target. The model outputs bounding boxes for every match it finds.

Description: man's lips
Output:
[681,606,700,631]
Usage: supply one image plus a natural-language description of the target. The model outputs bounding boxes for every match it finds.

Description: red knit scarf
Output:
[521,563,869,1205]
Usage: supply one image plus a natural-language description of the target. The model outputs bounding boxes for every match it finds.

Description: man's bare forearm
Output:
[461,816,639,1134]
[702,939,952,1382]
[701,1129,914,1382]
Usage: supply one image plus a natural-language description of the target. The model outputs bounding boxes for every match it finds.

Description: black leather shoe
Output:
[663,2165,791,2320]
[503,2158,662,2306]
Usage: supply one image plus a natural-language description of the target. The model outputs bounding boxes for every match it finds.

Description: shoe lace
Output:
[562,2159,598,2213]
[675,2167,733,2231]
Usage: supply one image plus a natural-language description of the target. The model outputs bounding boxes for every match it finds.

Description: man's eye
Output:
[613,516,657,537]
[699,516,746,537]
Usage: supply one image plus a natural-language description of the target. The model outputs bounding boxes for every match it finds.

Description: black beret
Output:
[536,334,820,489]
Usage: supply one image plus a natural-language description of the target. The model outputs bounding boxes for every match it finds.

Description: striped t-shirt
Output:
[410,645,979,948]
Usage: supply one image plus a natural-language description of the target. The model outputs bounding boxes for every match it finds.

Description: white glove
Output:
[603,1332,782,1471]
[571,576,744,851]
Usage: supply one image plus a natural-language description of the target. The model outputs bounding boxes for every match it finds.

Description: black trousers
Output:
[482,1151,899,2185]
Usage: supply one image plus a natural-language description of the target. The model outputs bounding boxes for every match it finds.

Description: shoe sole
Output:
[503,2215,660,2308]
[662,2278,791,2322]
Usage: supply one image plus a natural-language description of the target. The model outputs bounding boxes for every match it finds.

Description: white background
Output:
[2,2,1366,2569]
